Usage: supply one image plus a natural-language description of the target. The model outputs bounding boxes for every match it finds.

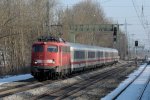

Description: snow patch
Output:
[102,63,147,100]
[0,74,33,85]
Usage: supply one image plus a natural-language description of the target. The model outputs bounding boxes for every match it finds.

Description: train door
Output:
[100,50,103,64]
[103,51,106,64]
[60,46,71,73]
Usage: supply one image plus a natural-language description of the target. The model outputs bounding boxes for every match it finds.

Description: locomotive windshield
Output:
[47,46,58,52]
[33,45,44,52]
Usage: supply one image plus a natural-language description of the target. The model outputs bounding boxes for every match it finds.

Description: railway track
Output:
[31,66,129,100]
[111,63,149,100]
[0,68,103,98]
[138,73,150,100]
[0,62,132,99]
[0,68,100,97]
[0,79,55,98]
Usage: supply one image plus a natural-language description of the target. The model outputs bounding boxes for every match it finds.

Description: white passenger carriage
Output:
[68,43,119,72]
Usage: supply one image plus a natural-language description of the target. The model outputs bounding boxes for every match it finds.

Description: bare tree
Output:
[59,0,128,59]
[0,0,58,75]
[59,0,109,45]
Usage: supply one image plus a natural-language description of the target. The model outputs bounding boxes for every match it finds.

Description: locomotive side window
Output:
[47,46,58,52]
[62,46,70,53]
[33,45,44,52]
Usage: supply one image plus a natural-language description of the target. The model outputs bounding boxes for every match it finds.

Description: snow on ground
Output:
[102,63,148,100]
[141,77,150,100]
[0,74,33,85]
[116,65,150,100]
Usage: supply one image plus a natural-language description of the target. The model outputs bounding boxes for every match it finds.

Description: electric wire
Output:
[132,0,150,49]
[131,0,147,32]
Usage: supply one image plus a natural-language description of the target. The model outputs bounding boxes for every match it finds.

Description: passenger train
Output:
[31,36,119,80]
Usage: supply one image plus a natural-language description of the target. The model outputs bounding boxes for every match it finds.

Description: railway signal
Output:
[135,41,138,46]
[113,26,117,36]
[113,26,117,42]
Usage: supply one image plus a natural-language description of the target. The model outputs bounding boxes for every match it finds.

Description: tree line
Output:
[0,0,128,76]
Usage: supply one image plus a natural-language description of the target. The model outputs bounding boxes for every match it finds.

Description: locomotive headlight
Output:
[47,59,55,64]
[34,61,37,64]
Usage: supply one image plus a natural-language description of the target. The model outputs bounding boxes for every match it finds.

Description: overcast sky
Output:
[59,0,150,48]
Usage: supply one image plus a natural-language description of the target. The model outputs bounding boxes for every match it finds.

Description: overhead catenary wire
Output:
[132,0,150,49]
[58,4,150,8]
[131,0,147,32]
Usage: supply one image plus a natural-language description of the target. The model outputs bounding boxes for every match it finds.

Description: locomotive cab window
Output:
[47,46,58,52]
[33,45,44,52]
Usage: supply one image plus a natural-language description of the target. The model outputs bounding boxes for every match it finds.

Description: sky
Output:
[59,0,150,49]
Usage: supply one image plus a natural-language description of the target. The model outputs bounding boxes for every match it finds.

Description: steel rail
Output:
[138,67,150,100]
[32,66,127,100]
[112,64,147,100]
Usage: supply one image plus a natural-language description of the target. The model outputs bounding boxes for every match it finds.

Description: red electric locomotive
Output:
[31,36,119,80]
[31,36,71,80]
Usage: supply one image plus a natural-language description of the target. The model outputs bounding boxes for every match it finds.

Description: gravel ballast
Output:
[1,62,137,100]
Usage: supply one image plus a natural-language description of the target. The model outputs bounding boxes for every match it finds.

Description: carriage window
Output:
[74,51,85,59]
[47,46,58,52]
[88,51,95,58]
[98,51,103,58]
[105,52,108,57]
[98,52,100,57]
[33,45,43,52]
[100,52,103,57]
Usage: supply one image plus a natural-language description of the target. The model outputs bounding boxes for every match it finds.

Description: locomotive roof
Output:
[33,40,118,52]
[35,36,117,52]
[67,42,118,52]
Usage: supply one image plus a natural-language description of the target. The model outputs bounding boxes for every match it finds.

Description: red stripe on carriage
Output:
[71,58,113,64]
